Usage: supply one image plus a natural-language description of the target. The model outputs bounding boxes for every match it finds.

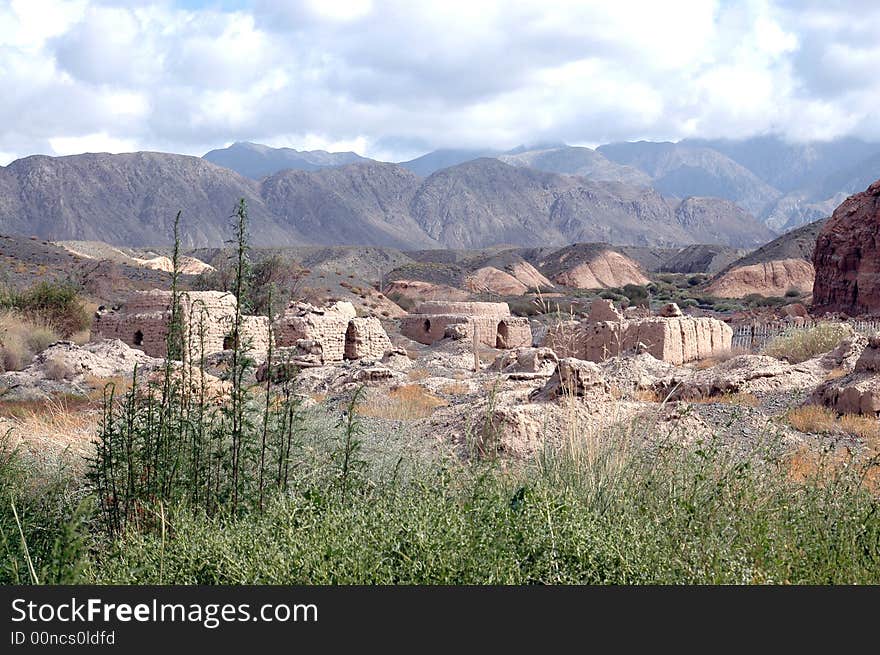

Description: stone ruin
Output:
[94,291,392,365]
[543,300,732,366]
[94,290,270,359]
[400,301,532,349]
[274,301,392,364]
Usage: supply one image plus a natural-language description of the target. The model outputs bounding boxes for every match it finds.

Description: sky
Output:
[1,0,879,165]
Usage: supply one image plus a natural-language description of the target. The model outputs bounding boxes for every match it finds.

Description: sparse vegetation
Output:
[356,384,448,420]
[786,405,880,442]
[762,322,853,363]
[194,252,309,316]
[0,281,91,337]
[0,310,60,372]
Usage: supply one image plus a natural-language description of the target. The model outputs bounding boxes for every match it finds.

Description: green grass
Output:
[4,399,880,585]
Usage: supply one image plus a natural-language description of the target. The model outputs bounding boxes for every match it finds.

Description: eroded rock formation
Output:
[812,180,880,315]
[705,259,815,299]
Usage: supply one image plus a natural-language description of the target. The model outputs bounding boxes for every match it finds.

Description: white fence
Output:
[731,319,880,352]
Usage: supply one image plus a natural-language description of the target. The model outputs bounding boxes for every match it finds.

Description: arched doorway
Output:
[133,330,144,346]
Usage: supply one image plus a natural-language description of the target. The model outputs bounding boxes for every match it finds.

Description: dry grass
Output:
[407,367,431,381]
[823,367,847,381]
[69,329,91,345]
[762,322,853,364]
[786,404,880,443]
[439,381,471,396]
[0,310,60,372]
[690,392,760,407]
[839,414,880,445]
[82,374,132,401]
[693,347,750,370]
[1,396,98,473]
[633,389,663,402]
[44,356,75,381]
[786,405,837,433]
[356,384,448,420]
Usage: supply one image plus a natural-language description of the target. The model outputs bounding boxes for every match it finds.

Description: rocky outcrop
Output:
[533,358,608,399]
[492,347,559,377]
[705,258,815,298]
[811,336,880,415]
[465,267,528,295]
[812,180,880,314]
[546,248,650,289]
[508,261,552,290]
[669,355,819,401]
[0,339,163,401]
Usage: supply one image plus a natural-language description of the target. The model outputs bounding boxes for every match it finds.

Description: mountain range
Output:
[208,136,880,232]
[0,153,774,249]
[1,135,877,251]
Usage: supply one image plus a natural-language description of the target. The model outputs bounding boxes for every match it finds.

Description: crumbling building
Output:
[400,301,532,349]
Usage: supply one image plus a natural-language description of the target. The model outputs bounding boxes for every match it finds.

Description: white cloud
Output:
[0,0,878,162]
[48,132,139,155]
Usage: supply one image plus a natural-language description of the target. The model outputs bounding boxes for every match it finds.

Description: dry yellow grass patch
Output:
[633,389,663,402]
[823,367,847,381]
[786,405,880,443]
[407,367,431,381]
[838,414,880,445]
[783,446,880,494]
[440,381,470,396]
[691,392,760,407]
[786,405,838,434]
[693,347,750,370]
[356,384,448,420]
[1,396,98,473]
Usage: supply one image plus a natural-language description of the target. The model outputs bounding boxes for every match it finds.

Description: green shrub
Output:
[1,282,90,337]
[622,283,649,307]
[763,322,854,363]
[85,434,880,585]
[0,433,90,584]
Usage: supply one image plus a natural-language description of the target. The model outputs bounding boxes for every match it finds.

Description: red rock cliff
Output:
[812,180,880,315]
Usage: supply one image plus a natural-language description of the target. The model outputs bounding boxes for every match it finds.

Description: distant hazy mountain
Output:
[203,141,370,179]
[398,148,503,176]
[200,137,880,233]
[683,135,880,193]
[407,158,773,249]
[0,152,773,249]
[498,146,652,187]
[596,141,782,215]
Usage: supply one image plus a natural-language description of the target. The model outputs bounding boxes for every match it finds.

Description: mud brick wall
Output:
[498,317,533,348]
[241,316,271,353]
[93,289,274,360]
[94,310,171,358]
[412,301,512,318]
[344,317,392,360]
[543,316,732,365]
[275,313,350,362]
